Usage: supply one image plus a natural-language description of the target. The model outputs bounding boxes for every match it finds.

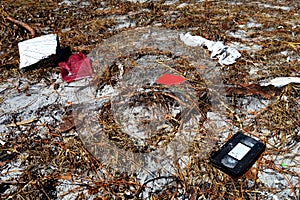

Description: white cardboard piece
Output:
[18,34,59,69]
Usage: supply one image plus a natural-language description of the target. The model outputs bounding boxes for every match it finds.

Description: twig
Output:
[6,117,37,127]
[5,180,35,200]
[6,15,35,37]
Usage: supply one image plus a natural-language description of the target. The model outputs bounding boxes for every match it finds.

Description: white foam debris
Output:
[18,34,59,69]
[260,77,300,87]
[180,32,241,65]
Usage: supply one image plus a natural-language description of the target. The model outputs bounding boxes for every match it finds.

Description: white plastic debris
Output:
[0,139,6,145]
[18,34,59,69]
[260,77,300,87]
[179,32,241,65]
[179,33,208,47]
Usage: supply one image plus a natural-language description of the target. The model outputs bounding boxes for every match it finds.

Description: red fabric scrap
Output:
[156,74,186,86]
[59,52,93,82]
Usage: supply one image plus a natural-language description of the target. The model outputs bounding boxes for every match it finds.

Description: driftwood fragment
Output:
[225,84,283,99]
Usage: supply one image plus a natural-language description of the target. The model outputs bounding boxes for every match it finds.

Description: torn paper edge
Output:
[179,32,241,65]
[260,77,300,87]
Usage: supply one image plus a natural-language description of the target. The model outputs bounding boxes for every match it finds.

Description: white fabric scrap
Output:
[179,32,241,65]
[260,77,300,87]
[18,34,59,69]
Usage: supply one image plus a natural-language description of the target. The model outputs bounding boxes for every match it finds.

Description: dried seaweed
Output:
[1,0,299,199]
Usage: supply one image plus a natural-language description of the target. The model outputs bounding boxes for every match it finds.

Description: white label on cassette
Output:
[228,143,251,160]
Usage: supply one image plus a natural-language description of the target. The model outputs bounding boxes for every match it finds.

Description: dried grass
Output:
[0,0,299,199]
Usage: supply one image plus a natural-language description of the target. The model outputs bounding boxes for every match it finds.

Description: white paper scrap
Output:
[180,32,241,65]
[179,32,208,47]
[260,77,300,87]
[208,41,225,58]
[18,34,59,69]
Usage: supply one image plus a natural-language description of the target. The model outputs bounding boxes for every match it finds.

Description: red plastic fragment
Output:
[59,52,93,82]
[156,74,186,86]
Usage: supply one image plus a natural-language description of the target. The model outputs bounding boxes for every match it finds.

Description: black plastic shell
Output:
[210,132,266,178]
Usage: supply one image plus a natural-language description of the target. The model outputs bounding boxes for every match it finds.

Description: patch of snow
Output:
[163,0,178,6]
[177,3,188,8]
[58,0,90,6]
[228,30,248,39]
[0,158,26,191]
[126,0,151,3]
[258,166,299,199]
[235,42,262,52]
[205,112,228,130]
[247,21,263,28]
[113,15,136,30]
[248,67,260,76]
[259,3,291,11]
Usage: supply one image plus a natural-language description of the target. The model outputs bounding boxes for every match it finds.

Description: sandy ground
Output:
[0,0,299,199]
